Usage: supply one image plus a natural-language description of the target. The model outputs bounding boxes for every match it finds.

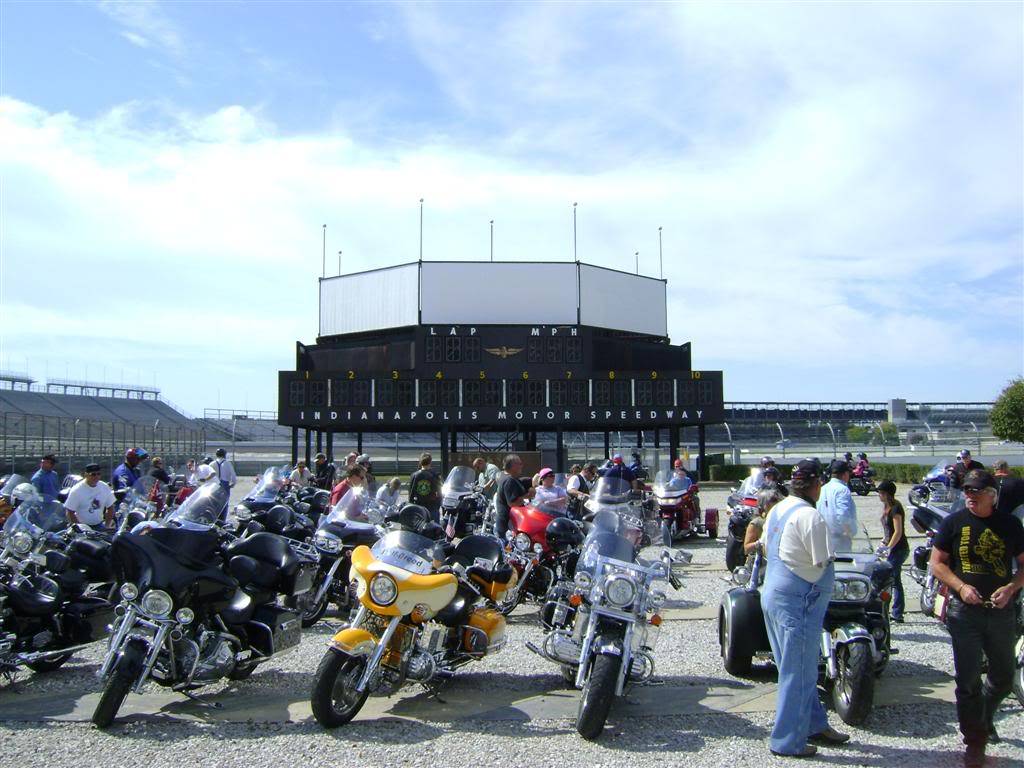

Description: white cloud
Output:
[97,0,184,58]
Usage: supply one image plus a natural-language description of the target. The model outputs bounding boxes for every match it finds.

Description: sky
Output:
[0,1,1021,415]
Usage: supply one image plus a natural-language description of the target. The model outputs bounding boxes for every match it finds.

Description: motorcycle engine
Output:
[191,632,237,682]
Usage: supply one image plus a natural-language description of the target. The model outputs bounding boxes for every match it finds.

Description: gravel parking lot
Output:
[1,484,1021,767]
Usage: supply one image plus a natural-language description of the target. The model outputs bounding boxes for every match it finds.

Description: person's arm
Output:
[743,520,762,554]
[991,552,1024,609]
[886,511,904,549]
[835,488,856,539]
[930,546,982,605]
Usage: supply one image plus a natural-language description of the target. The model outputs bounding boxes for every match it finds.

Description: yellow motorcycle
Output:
[310,505,516,727]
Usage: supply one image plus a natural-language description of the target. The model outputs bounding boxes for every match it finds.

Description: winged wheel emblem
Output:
[484,346,524,359]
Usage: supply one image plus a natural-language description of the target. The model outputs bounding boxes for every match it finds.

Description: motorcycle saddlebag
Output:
[64,596,115,643]
[248,604,301,657]
[282,559,317,597]
[913,545,930,572]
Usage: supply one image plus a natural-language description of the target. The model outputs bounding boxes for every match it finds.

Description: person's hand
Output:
[990,584,1017,609]
[958,583,983,605]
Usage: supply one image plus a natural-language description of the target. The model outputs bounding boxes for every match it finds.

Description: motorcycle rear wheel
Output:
[310,649,369,728]
[576,653,620,740]
[92,643,145,728]
[832,642,874,725]
[720,609,752,676]
[706,526,718,540]
[287,590,330,629]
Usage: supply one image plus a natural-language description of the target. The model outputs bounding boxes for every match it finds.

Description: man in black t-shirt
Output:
[950,449,985,490]
[409,452,441,522]
[993,460,1024,517]
[494,454,534,540]
[930,470,1024,767]
[313,453,335,490]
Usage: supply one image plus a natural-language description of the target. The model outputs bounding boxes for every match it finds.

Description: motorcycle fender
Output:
[329,627,377,655]
[830,624,878,663]
[593,636,624,657]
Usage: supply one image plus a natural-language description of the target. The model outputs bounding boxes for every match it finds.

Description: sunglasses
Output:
[963,487,992,495]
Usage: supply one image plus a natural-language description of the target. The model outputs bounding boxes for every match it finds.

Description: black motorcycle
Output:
[439,467,488,540]
[301,489,384,627]
[908,488,962,616]
[724,493,760,572]
[848,471,877,497]
[0,499,115,676]
[92,484,317,727]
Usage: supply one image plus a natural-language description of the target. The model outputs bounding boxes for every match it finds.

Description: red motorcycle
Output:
[500,485,583,615]
[652,468,718,546]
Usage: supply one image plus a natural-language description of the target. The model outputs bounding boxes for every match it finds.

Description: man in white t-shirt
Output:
[289,460,313,488]
[64,463,116,528]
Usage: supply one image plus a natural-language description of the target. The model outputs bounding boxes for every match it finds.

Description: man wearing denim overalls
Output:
[212,448,236,519]
[761,458,849,758]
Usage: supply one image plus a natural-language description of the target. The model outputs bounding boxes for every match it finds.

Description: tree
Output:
[991,378,1024,444]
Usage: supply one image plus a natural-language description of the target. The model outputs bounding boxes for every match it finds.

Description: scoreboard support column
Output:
[603,431,610,459]
[291,427,298,466]
[441,426,450,475]
[450,428,458,454]
[356,432,363,455]
[326,431,334,463]
[304,429,312,466]
[698,425,707,481]
[316,431,323,455]
[555,428,564,472]
[669,425,679,467]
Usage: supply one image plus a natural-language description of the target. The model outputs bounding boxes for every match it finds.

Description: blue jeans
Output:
[762,568,831,754]
[887,546,909,620]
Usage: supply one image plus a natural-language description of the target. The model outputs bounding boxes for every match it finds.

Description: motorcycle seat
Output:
[220,588,257,625]
[3,582,60,616]
[70,537,109,560]
[447,535,513,585]
[226,532,299,577]
[433,583,473,627]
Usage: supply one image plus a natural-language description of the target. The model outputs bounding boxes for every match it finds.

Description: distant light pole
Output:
[825,422,837,458]
[874,422,887,457]
[969,421,981,451]
[775,422,786,458]
[634,251,639,275]
[337,250,342,275]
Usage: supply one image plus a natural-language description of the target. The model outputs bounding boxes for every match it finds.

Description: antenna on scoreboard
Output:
[321,224,326,278]
[419,198,424,262]
[635,251,639,275]
[572,202,578,261]
[658,226,663,280]
[490,220,494,262]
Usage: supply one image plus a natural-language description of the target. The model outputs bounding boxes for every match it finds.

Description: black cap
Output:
[877,479,897,495]
[215,448,226,458]
[791,458,822,481]
[84,463,101,473]
[962,469,996,492]
[830,459,851,476]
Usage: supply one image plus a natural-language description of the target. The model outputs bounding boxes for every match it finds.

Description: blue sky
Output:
[1,1,1021,414]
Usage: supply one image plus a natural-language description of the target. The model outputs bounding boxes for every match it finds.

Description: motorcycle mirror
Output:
[671,549,693,564]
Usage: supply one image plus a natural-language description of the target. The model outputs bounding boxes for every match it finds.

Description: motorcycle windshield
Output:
[164,484,228,529]
[923,461,953,482]
[249,466,288,501]
[576,505,642,575]
[653,469,691,496]
[584,477,634,514]
[441,466,476,496]
[127,476,165,507]
[0,474,27,500]
[3,500,67,537]
[370,530,437,575]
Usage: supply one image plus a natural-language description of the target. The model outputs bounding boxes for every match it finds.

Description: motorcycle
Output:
[724,492,760,572]
[232,465,291,521]
[310,504,515,728]
[92,483,317,727]
[440,466,488,540]
[652,468,717,545]
[0,498,115,676]
[908,489,962,616]
[502,476,583,614]
[848,469,877,497]
[301,488,386,628]
[719,525,894,725]
[908,460,957,510]
[526,476,686,740]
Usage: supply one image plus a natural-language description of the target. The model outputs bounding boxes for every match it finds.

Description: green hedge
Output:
[709,463,1024,484]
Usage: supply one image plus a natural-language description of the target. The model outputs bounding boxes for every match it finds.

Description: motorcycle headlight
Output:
[369,573,398,606]
[120,582,139,601]
[175,607,195,625]
[575,571,592,589]
[604,573,637,608]
[833,578,869,602]
[9,530,34,555]
[514,533,531,552]
[533,542,543,554]
[140,589,173,617]
[314,533,341,553]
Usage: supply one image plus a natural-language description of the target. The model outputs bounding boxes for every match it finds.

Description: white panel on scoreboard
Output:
[578,264,667,337]
[419,262,578,326]
[319,263,419,336]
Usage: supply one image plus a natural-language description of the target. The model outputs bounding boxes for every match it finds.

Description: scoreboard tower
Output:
[278,261,724,474]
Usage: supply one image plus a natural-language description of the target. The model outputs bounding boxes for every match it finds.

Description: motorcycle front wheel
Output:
[660,520,673,548]
[92,642,145,728]
[576,653,621,740]
[831,642,874,725]
[919,577,938,618]
[1013,637,1024,708]
[310,649,369,728]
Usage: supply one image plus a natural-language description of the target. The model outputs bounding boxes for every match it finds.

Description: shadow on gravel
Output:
[889,631,947,644]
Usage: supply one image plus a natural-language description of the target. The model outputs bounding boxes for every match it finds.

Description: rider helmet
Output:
[673,458,684,469]
[11,482,40,508]
[760,456,774,468]
[762,466,781,482]
[844,452,853,462]
[200,455,214,465]
[958,449,971,460]
[546,517,584,552]
[125,448,140,464]
[857,452,867,460]
[356,454,372,466]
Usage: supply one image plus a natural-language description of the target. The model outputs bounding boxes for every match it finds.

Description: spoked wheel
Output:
[919,576,938,618]
[311,650,369,728]
[288,589,330,628]
[576,653,621,740]
[832,642,875,725]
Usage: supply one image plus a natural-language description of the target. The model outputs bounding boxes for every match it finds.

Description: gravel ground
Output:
[2,485,1021,767]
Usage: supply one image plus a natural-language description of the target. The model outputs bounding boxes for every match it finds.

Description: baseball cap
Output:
[830,459,851,476]
[962,469,996,492]
[958,449,971,459]
[538,467,554,479]
[877,480,897,495]
[791,458,822,481]
[612,454,623,464]
[84,463,101,474]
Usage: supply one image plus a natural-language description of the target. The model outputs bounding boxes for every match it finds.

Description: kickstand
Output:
[421,679,450,703]
[179,689,224,709]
